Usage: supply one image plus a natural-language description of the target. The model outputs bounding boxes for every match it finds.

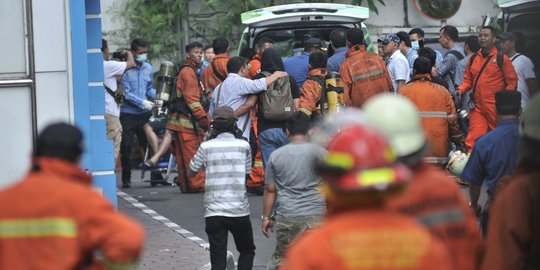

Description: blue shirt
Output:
[326,47,348,73]
[199,60,209,76]
[121,62,156,114]
[461,120,519,192]
[209,73,267,140]
[405,48,418,80]
[284,51,309,88]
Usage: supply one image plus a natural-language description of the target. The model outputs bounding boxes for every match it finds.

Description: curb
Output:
[117,190,210,250]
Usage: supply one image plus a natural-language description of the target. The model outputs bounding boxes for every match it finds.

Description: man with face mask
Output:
[119,38,156,188]
[409,28,443,63]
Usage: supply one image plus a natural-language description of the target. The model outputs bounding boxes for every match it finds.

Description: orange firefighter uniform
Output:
[299,68,327,116]
[386,162,483,270]
[248,54,261,78]
[481,172,540,270]
[167,59,208,192]
[400,74,465,165]
[246,110,265,189]
[202,53,230,93]
[281,209,453,270]
[0,157,144,270]
[458,48,517,150]
[339,45,393,107]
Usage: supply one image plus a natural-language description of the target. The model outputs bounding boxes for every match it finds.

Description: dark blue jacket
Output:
[461,119,519,193]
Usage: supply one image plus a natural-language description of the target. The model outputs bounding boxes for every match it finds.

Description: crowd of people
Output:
[1,24,537,269]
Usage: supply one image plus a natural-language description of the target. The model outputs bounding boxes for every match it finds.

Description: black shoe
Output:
[122,183,131,188]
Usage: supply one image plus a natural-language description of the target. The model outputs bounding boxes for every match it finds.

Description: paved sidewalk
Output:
[118,192,210,270]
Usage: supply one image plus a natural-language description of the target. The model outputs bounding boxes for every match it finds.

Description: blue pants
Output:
[259,128,289,168]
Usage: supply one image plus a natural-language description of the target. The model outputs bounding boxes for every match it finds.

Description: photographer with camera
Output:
[102,38,134,166]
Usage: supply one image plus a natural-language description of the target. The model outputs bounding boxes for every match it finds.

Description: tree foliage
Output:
[107,0,386,62]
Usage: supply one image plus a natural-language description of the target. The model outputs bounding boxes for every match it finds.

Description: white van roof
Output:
[241,3,369,27]
[498,0,539,8]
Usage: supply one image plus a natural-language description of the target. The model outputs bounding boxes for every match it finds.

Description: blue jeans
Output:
[259,128,289,168]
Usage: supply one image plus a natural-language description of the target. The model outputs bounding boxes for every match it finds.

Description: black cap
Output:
[495,90,521,115]
[35,123,84,162]
[305,38,322,51]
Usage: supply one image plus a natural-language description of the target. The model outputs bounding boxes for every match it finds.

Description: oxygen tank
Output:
[156,61,176,102]
[325,72,344,113]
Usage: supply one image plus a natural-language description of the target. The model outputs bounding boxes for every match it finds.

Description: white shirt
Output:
[510,53,536,108]
[190,133,252,218]
[209,73,267,140]
[103,61,127,117]
[387,50,410,93]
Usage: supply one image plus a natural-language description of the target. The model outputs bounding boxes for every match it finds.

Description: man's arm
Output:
[339,62,352,106]
[396,80,406,92]
[145,65,156,100]
[264,71,288,86]
[234,95,257,117]
[188,145,205,178]
[262,183,276,238]
[502,55,518,91]
[457,57,474,96]
[124,51,135,70]
[122,71,145,108]
[526,78,538,97]
[468,185,482,217]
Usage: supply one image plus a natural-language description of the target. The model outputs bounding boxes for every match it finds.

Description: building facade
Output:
[0,0,117,206]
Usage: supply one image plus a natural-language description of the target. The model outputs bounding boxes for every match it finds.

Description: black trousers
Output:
[205,215,255,270]
[119,112,151,184]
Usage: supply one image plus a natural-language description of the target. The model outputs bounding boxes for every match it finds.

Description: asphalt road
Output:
[118,171,274,270]
[118,168,485,270]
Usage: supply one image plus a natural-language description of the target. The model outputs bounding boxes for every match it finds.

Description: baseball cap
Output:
[213,106,237,121]
[498,32,517,41]
[305,38,323,50]
[377,34,400,44]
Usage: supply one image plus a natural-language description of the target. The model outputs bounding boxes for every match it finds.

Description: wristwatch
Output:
[261,215,274,222]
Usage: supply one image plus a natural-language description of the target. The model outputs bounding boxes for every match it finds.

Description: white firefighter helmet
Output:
[446,150,469,177]
[363,94,425,158]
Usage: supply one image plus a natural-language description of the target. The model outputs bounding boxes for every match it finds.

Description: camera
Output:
[112,51,127,61]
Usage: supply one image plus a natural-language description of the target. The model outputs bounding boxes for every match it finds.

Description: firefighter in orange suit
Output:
[457,26,517,150]
[400,57,466,165]
[340,28,393,108]
[202,37,230,94]
[299,51,328,117]
[281,119,452,270]
[168,42,208,193]
[0,123,144,270]
[364,94,483,270]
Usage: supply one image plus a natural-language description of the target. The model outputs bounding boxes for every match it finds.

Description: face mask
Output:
[136,53,147,63]
[411,41,420,50]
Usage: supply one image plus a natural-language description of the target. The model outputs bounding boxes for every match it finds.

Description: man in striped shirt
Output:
[189,106,255,269]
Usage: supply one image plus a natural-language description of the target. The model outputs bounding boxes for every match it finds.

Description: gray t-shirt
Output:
[265,141,326,217]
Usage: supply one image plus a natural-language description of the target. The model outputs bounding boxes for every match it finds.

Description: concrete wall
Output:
[0,0,117,206]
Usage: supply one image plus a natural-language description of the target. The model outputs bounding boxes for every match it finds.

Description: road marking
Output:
[116,190,211,250]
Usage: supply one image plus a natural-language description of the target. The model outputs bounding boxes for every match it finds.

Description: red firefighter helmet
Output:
[319,124,411,192]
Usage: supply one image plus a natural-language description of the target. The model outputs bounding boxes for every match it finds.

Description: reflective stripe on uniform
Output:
[447,114,456,119]
[0,218,77,238]
[423,156,448,164]
[299,108,312,116]
[417,208,465,228]
[417,111,448,118]
[254,161,263,167]
[168,117,196,129]
[352,69,384,82]
[188,102,202,110]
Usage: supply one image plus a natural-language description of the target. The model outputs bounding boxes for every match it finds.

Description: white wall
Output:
[366,0,501,36]
[0,0,73,188]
